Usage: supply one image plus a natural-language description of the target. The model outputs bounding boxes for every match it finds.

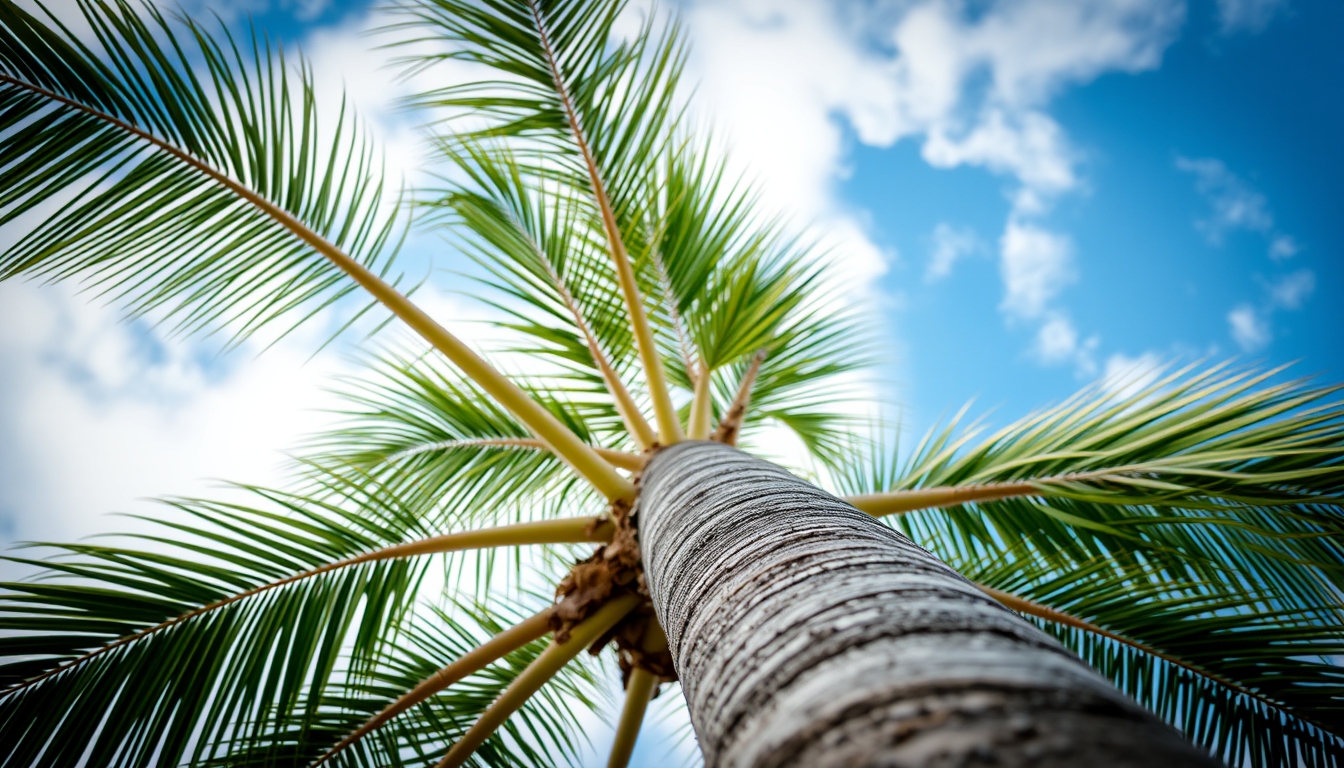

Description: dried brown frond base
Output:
[550,491,676,686]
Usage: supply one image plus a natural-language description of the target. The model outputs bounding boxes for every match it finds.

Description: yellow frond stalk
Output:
[687,361,714,440]
[436,595,641,768]
[548,267,658,450]
[607,617,668,768]
[527,1,684,446]
[607,668,659,768]
[976,584,1272,710]
[9,517,612,695]
[845,482,1037,517]
[394,438,645,472]
[313,264,634,501]
[315,609,553,765]
[370,517,615,559]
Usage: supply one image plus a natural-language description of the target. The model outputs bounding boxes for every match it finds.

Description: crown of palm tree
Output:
[1,1,1341,766]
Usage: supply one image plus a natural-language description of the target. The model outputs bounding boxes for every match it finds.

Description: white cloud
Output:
[1267,269,1314,310]
[999,220,1075,319]
[1175,157,1312,352]
[1216,0,1290,34]
[0,282,355,565]
[2,0,1192,563]
[1228,303,1271,351]
[1175,156,1274,243]
[677,0,893,289]
[1269,234,1300,260]
[925,223,979,281]
[679,0,1188,373]
[1032,313,1099,375]
[0,4,477,572]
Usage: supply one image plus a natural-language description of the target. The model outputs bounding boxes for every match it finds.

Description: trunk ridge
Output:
[639,441,1218,768]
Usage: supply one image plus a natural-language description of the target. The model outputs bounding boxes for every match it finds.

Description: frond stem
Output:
[2,517,612,698]
[525,1,684,446]
[607,668,658,768]
[687,360,714,440]
[436,594,640,768]
[545,262,658,449]
[0,73,635,503]
[649,243,699,387]
[712,350,766,446]
[313,607,553,766]
[978,584,1318,730]
[386,438,644,471]
[846,482,1037,517]
[844,467,1153,517]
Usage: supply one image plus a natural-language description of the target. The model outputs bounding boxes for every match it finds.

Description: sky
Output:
[0,0,1341,765]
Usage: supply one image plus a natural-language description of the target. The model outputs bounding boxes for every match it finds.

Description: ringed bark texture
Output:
[638,441,1219,768]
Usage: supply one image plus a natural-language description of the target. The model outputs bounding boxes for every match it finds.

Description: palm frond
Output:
[828,362,1344,761]
[397,0,690,444]
[968,559,1344,767]
[0,0,402,344]
[304,348,613,520]
[835,362,1344,608]
[398,0,872,460]
[0,0,636,502]
[438,594,637,768]
[890,361,1343,512]
[208,599,601,768]
[423,142,655,447]
[0,468,591,767]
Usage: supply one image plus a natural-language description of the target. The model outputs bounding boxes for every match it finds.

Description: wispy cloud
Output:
[1228,304,1272,351]
[999,220,1075,320]
[925,223,979,281]
[1033,313,1098,374]
[1269,233,1300,260]
[1216,0,1291,35]
[1175,156,1274,243]
[1267,269,1315,310]
[1224,268,1314,353]
[1174,156,1312,353]
[1100,352,1164,401]
[997,221,1099,375]
[681,0,1189,376]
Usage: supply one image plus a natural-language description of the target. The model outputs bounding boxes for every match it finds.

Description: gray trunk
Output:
[638,441,1218,768]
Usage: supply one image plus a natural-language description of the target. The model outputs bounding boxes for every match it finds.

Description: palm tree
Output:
[1,0,1340,766]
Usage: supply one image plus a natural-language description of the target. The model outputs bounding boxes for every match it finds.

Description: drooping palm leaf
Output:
[962,554,1344,766]
[833,361,1344,761]
[208,599,601,768]
[0,467,601,767]
[0,0,403,344]
[304,348,608,519]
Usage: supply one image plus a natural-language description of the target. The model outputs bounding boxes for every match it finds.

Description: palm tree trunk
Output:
[638,441,1219,768]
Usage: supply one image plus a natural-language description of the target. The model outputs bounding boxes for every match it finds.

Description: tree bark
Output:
[638,441,1219,768]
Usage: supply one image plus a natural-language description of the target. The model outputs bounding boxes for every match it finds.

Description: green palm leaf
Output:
[962,554,1344,766]
[402,0,871,462]
[0,0,403,344]
[305,348,606,519]
[0,470,543,767]
[834,361,1344,762]
[207,600,600,768]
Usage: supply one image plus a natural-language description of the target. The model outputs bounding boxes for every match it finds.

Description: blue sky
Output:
[0,0,1340,765]
[844,0,1343,430]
